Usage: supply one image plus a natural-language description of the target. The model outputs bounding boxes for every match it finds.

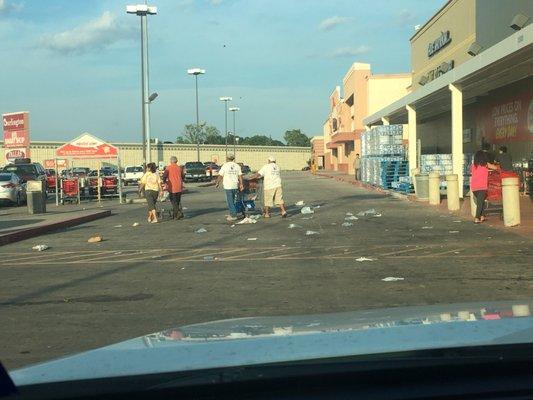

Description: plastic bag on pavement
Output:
[355,257,374,262]
[341,222,353,227]
[249,214,261,220]
[305,230,319,236]
[301,206,314,214]
[195,227,208,233]
[288,223,302,229]
[237,217,257,224]
[345,215,358,221]
[32,245,49,251]
[247,237,258,241]
[357,208,378,217]
[295,200,305,206]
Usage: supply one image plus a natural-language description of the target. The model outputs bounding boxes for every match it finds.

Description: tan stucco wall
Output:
[368,75,412,115]
[6,142,311,171]
[411,0,476,89]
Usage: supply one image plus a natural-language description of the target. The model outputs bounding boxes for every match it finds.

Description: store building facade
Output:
[317,63,411,174]
[363,0,533,196]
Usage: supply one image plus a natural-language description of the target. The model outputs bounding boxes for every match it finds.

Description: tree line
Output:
[176,124,311,147]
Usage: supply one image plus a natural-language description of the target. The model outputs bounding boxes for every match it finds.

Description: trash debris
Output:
[356,212,366,217]
[295,200,305,206]
[373,213,382,217]
[421,226,433,230]
[345,215,358,221]
[288,223,302,229]
[195,228,208,233]
[249,214,261,220]
[453,220,462,223]
[382,277,404,282]
[182,207,188,210]
[313,205,321,209]
[346,212,354,216]
[114,251,122,255]
[247,238,258,241]
[87,236,102,243]
[237,217,257,224]
[113,225,123,228]
[301,206,314,214]
[449,230,460,234]
[301,216,313,220]
[331,222,337,225]
[355,257,374,262]
[341,222,353,227]
[132,222,140,227]
[230,224,236,228]
[181,267,186,270]
[203,256,217,261]
[305,230,319,236]
[32,245,49,251]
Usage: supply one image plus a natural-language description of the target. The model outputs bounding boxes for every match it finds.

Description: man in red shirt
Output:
[163,156,185,220]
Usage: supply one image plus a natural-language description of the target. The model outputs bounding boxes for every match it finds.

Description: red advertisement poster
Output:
[56,133,118,158]
[3,111,30,150]
[4,148,29,163]
[44,159,68,168]
[476,92,533,143]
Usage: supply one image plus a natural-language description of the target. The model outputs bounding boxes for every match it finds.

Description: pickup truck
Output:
[184,162,208,182]
[123,166,144,186]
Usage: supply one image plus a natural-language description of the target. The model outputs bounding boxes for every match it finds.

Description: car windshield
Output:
[2,0,533,394]
[0,173,13,181]
[3,165,36,176]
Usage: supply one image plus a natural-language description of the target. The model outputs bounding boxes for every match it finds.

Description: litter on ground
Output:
[247,237,258,241]
[345,215,358,221]
[346,212,354,216]
[301,206,314,214]
[341,222,353,227]
[421,226,433,230]
[449,230,460,234]
[301,216,313,220]
[32,245,49,251]
[237,217,257,224]
[114,225,122,228]
[295,200,305,206]
[132,222,140,227]
[305,230,319,236]
[382,277,404,282]
[288,223,302,229]
[373,213,382,217]
[195,228,208,233]
[249,214,262,220]
[203,256,217,261]
[87,236,103,243]
[356,257,374,262]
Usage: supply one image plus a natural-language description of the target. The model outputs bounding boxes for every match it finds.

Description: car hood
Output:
[10,300,533,386]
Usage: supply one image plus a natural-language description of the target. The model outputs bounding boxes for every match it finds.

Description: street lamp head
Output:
[219,96,232,102]
[126,4,157,15]
[148,92,158,102]
[229,107,240,112]
[187,68,206,75]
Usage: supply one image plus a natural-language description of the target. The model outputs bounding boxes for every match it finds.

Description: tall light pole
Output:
[229,106,239,156]
[126,3,157,166]
[187,68,205,162]
[219,96,232,157]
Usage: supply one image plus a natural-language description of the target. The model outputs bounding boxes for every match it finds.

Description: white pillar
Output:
[381,116,390,126]
[364,125,371,131]
[449,84,464,198]
[406,105,417,177]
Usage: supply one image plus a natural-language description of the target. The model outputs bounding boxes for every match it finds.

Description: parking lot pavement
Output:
[1,172,532,369]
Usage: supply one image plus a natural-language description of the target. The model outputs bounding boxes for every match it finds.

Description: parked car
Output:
[0,172,27,206]
[184,161,208,182]
[2,159,47,191]
[203,162,220,178]
[123,166,144,186]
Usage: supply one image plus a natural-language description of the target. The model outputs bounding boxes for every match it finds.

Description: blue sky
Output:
[0,0,444,143]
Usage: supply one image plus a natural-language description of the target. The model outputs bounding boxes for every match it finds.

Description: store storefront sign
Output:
[476,92,533,143]
[419,60,455,85]
[428,30,452,57]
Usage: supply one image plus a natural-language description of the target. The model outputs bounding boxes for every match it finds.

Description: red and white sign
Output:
[4,130,30,148]
[4,148,29,163]
[56,133,118,158]
[44,159,68,169]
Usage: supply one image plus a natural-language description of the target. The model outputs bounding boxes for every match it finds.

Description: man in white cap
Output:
[253,156,287,218]
[215,154,244,222]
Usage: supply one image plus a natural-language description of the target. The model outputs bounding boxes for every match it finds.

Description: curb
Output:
[0,210,112,246]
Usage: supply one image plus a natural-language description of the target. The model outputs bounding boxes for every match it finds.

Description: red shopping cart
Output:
[485,169,519,217]
[60,178,80,204]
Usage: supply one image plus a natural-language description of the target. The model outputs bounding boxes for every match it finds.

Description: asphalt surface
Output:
[1,171,532,370]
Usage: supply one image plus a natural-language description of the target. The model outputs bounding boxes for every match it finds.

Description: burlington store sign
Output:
[3,111,30,164]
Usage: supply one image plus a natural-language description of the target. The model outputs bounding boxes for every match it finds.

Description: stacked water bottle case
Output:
[420,154,473,189]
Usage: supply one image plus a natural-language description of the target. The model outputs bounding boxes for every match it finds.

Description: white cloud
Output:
[318,16,352,32]
[395,9,416,24]
[0,0,22,15]
[40,11,135,54]
[329,45,371,58]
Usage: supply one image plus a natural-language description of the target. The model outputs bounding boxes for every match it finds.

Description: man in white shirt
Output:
[253,156,287,218]
[215,155,244,222]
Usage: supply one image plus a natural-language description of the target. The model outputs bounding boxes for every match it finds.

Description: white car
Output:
[0,172,27,206]
[123,166,144,186]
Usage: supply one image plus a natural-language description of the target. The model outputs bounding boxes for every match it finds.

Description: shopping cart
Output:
[485,169,519,217]
[236,177,261,216]
[60,178,80,204]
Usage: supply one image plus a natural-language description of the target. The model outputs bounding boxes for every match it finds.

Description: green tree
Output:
[284,129,310,147]
[204,126,225,144]
[181,124,206,144]
[175,135,189,144]
[241,135,274,146]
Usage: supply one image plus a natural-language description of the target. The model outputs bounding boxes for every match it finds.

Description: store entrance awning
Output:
[363,24,533,125]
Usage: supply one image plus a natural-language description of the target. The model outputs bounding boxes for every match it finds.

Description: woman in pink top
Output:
[470,150,497,224]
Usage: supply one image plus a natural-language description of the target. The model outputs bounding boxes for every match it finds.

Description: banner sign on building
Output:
[3,111,30,164]
[44,159,68,169]
[56,133,118,158]
[477,92,533,143]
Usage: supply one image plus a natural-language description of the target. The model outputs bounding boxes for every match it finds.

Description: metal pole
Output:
[55,158,59,206]
[233,111,236,156]
[141,14,152,164]
[117,156,123,204]
[224,100,228,157]
[195,74,200,162]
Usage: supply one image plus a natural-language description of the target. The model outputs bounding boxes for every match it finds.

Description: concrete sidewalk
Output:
[315,170,533,237]
[0,205,112,246]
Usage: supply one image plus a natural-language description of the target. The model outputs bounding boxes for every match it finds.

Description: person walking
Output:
[353,154,361,181]
[471,150,497,224]
[251,156,287,218]
[139,162,163,223]
[496,146,513,172]
[163,156,185,220]
[216,155,244,222]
